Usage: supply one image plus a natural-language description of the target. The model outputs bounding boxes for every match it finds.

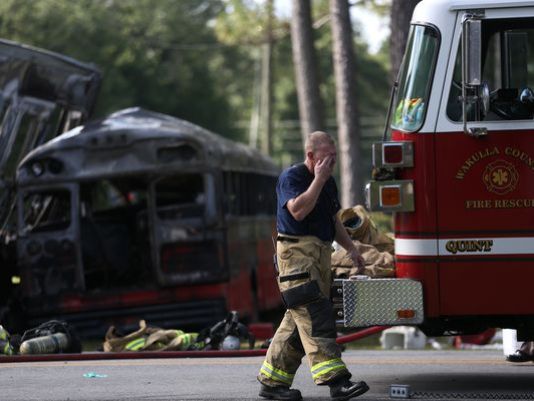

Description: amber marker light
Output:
[397,309,416,319]
[380,186,401,207]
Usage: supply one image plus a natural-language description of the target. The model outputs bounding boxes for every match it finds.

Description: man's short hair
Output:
[305,131,335,153]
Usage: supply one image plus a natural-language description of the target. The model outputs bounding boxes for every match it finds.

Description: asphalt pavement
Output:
[1,349,533,401]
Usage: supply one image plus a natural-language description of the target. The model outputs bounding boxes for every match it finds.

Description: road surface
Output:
[1,349,533,401]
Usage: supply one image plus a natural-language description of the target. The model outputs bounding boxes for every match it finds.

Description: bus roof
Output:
[0,38,101,113]
[17,108,279,183]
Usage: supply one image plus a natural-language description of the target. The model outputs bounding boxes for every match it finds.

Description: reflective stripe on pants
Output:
[260,360,295,386]
[311,358,347,381]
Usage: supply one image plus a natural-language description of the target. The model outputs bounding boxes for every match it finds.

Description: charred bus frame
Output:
[0,39,101,323]
[14,107,281,337]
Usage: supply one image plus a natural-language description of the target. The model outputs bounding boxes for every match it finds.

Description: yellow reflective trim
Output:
[311,358,343,372]
[260,361,294,385]
[311,358,346,380]
[181,334,191,346]
[125,338,146,351]
[263,361,295,379]
[260,367,292,385]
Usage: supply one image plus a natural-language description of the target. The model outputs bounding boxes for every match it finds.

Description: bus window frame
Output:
[16,182,85,293]
[148,171,223,286]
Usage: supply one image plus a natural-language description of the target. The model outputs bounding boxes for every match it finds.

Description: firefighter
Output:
[257,131,369,401]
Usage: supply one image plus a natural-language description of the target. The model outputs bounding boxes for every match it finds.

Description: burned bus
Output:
[12,107,281,337]
[0,39,101,324]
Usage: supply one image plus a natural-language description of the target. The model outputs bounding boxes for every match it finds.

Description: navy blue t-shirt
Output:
[276,163,341,242]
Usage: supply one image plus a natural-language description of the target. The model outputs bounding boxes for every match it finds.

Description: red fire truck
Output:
[337,0,534,341]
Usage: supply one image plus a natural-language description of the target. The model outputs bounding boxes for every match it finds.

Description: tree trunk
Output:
[389,0,421,82]
[330,0,361,207]
[260,0,274,156]
[291,0,324,151]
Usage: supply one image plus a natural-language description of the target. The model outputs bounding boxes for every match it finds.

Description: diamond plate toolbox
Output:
[341,278,424,327]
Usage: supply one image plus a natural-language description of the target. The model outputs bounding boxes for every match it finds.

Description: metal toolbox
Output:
[333,277,424,327]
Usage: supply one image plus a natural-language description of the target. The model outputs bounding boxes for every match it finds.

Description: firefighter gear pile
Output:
[19,320,81,354]
[0,321,80,356]
[197,311,255,350]
[0,325,14,355]
[103,312,254,352]
[103,320,200,352]
[331,205,395,278]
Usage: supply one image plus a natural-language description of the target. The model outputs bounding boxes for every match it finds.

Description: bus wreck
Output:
[0,39,101,327]
[12,107,281,337]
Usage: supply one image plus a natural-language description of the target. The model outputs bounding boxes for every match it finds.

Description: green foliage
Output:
[215,0,268,45]
[0,0,241,138]
[0,0,391,152]
[354,0,390,17]
[312,0,390,119]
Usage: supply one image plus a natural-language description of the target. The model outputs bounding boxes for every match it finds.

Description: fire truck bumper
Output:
[333,278,424,327]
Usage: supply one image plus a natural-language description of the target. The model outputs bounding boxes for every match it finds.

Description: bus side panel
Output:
[255,219,280,310]
[225,216,255,317]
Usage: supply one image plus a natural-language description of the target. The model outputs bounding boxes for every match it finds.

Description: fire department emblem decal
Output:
[482,159,518,195]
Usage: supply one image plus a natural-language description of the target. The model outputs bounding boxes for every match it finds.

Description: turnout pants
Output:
[258,234,351,387]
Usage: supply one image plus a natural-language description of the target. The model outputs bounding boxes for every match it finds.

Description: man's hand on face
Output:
[314,155,335,182]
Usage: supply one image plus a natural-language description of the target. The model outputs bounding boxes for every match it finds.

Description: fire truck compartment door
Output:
[340,278,423,327]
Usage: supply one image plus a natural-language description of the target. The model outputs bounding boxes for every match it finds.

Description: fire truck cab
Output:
[338,0,534,340]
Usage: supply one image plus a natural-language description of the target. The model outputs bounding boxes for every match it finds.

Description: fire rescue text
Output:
[465,199,534,209]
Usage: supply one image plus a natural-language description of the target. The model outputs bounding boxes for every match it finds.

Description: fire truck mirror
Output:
[480,81,490,117]
[462,17,482,86]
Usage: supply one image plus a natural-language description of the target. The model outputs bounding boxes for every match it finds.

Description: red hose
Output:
[336,326,387,344]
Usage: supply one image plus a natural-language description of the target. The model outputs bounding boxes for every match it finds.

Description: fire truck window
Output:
[392,24,439,132]
[155,174,205,219]
[23,190,71,232]
[482,26,534,120]
[446,44,464,122]
[448,19,534,122]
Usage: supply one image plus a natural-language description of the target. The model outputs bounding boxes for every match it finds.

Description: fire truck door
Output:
[435,14,534,317]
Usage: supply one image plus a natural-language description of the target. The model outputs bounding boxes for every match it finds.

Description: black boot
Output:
[259,384,302,401]
[506,350,532,363]
[329,378,369,401]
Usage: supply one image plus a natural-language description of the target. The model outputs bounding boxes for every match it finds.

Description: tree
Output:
[0,0,242,138]
[389,0,421,81]
[330,0,362,207]
[214,0,283,149]
[291,0,325,149]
